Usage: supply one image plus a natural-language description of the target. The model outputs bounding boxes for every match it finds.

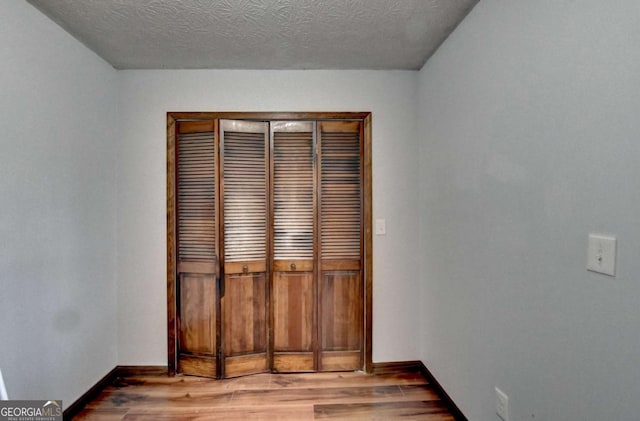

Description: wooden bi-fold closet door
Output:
[175,120,219,378]
[172,115,365,378]
[318,121,363,371]
[220,120,269,378]
[270,121,316,372]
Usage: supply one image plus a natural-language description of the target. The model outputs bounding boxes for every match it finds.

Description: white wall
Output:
[0,1,119,406]
[117,70,421,364]
[418,1,640,419]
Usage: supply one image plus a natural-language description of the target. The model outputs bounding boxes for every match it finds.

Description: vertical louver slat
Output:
[222,121,268,263]
[178,121,216,262]
[320,122,362,260]
[273,122,314,260]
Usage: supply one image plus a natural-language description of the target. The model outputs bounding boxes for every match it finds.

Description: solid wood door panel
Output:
[272,272,314,351]
[179,274,216,355]
[222,273,268,376]
[319,351,362,372]
[319,269,363,371]
[273,260,314,272]
[177,355,217,378]
[224,353,269,378]
[223,273,267,355]
[178,273,218,377]
[272,271,315,372]
[225,260,266,274]
[320,269,362,350]
[273,353,315,372]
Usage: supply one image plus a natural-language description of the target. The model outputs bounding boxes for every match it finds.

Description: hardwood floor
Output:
[72,369,458,420]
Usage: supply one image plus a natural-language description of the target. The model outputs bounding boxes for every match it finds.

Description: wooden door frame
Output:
[167,111,373,376]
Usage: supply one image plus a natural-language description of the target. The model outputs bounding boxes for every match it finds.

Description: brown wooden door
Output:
[175,120,220,377]
[172,115,366,378]
[220,120,269,377]
[318,121,364,371]
[270,122,316,372]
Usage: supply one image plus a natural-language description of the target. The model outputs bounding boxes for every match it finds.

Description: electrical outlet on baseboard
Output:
[495,387,509,421]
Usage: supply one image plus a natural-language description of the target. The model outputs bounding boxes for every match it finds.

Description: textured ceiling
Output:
[27,0,477,70]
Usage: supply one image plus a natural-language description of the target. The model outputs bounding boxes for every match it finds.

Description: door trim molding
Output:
[167,112,372,376]
[167,116,177,375]
[363,113,372,373]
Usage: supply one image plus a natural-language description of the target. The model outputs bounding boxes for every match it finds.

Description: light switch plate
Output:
[375,218,386,236]
[587,234,616,276]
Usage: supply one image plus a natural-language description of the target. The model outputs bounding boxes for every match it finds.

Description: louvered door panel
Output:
[318,121,363,371]
[221,120,269,378]
[176,120,219,378]
[178,121,217,264]
[272,122,315,261]
[271,122,316,372]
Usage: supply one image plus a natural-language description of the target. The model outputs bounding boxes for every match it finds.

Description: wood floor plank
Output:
[400,384,442,401]
[73,408,129,420]
[122,406,315,421]
[268,371,427,389]
[229,385,409,406]
[314,400,455,420]
[71,368,458,420]
[86,390,233,410]
[111,373,271,390]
